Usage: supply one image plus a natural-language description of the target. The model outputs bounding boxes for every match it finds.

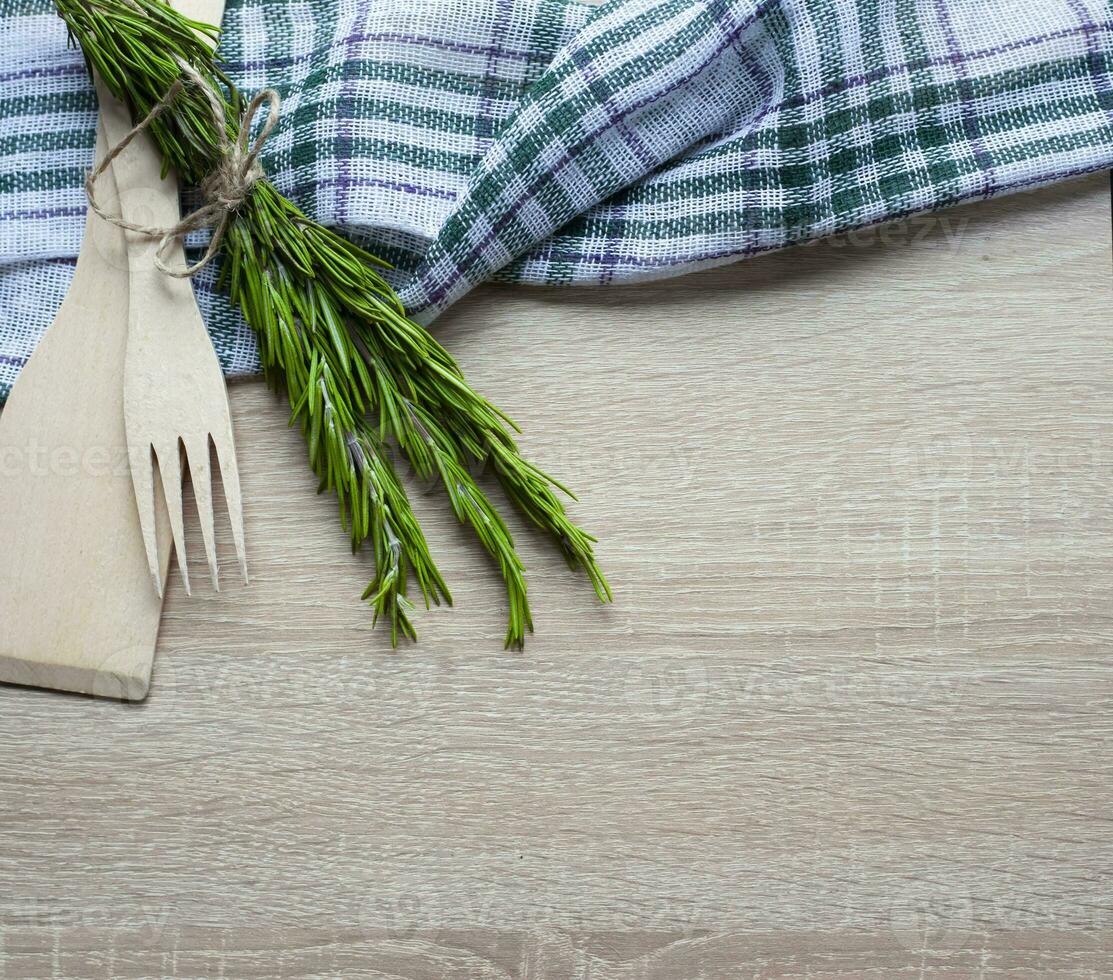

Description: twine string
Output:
[85,59,280,278]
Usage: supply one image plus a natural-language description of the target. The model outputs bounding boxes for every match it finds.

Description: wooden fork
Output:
[94,0,244,597]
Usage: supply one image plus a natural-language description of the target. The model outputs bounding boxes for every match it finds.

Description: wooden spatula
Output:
[0,125,171,701]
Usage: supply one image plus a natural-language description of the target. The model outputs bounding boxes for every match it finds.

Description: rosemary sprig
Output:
[57,0,611,646]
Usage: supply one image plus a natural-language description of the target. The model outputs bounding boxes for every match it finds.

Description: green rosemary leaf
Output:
[56,0,611,645]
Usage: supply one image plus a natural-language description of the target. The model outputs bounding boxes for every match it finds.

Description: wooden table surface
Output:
[2,174,1111,978]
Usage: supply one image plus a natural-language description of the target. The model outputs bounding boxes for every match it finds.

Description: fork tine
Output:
[185,433,219,592]
[213,427,248,585]
[129,442,165,598]
[154,438,191,597]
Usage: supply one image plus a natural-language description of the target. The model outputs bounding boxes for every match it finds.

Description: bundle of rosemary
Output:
[56,0,610,646]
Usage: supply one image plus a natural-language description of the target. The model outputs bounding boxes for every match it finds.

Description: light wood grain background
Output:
[1,174,1111,978]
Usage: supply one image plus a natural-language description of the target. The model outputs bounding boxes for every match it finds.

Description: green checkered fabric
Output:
[1,0,1111,398]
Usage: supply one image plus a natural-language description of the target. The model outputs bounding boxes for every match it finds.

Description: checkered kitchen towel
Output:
[1,0,1112,401]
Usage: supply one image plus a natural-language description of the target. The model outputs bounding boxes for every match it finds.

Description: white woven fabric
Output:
[1,0,1111,399]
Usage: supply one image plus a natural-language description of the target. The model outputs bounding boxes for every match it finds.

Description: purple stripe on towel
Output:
[225,31,552,77]
[932,0,996,199]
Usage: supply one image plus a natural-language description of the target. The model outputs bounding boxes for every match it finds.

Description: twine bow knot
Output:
[86,59,280,278]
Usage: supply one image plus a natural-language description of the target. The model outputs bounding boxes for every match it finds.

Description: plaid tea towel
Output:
[1,0,1111,401]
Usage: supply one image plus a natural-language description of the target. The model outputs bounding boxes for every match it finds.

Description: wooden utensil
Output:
[95,37,246,598]
[0,126,171,701]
